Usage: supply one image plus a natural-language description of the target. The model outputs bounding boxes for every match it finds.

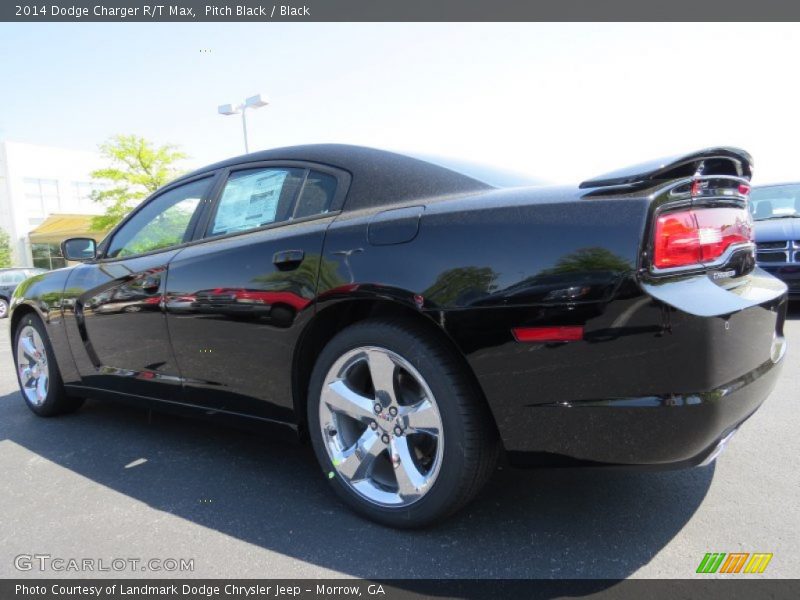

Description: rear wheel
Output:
[0,298,9,319]
[308,319,498,528]
[13,312,84,417]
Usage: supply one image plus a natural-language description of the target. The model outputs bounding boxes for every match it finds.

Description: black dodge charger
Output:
[10,145,787,527]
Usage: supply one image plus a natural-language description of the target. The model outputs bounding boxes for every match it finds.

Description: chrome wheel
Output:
[319,346,444,507]
[16,325,49,406]
[0,300,7,318]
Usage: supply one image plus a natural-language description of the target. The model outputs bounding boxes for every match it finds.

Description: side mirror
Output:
[61,238,97,262]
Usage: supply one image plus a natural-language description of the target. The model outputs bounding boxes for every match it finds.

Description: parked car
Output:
[9,145,787,528]
[0,267,46,318]
[751,183,800,299]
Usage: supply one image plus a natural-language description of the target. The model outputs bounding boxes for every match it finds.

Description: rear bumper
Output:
[446,270,787,468]
[504,347,783,467]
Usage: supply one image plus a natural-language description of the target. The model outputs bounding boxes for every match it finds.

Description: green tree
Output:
[540,247,633,275]
[0,228,12,268]
[423,266,498,306]
[250,254,342,297]
[90,134,187,231]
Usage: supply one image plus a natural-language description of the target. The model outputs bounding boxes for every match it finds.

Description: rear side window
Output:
[210,168,305,236]
[294,171,338,219]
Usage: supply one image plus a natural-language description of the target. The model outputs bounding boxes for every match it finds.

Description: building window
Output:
[70,181,103,213]
[24,178,60,218]
[72,181,94,200]
[31,242,66,270]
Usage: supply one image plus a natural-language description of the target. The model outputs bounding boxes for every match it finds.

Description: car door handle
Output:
[273,249,305,270]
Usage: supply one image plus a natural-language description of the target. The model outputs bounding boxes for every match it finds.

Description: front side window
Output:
[210,168,305,236]
[106,178,210,258]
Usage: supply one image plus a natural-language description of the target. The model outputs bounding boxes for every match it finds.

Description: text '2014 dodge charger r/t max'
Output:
[10,145,787,528]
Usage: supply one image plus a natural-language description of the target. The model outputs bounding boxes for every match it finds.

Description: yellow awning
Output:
[28,214,109,245]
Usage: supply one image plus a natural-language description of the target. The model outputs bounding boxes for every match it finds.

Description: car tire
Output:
[308,318,499,528]
[13,312,84,417]
[0,298,9,319]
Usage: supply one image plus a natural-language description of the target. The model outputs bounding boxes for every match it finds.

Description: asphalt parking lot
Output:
[0,309,798,580]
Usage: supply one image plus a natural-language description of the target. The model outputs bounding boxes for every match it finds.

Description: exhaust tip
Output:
[699,428,739,467]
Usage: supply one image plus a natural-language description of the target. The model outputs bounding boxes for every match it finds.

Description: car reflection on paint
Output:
[166,287,312,326]
[91,289,161,315]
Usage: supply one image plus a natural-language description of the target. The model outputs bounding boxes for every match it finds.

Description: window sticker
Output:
[213,170,288,234]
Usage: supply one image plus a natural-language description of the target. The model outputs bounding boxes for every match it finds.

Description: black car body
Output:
[752,183,800,298]
[0,267,46,318]
[9,145,787,526]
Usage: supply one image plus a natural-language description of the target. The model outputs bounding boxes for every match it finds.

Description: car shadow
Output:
[0,390,714,581]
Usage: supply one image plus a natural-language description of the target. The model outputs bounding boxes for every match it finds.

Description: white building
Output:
[0,140,106,268]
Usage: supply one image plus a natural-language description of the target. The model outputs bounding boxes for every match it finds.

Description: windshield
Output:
[751,184,800,220]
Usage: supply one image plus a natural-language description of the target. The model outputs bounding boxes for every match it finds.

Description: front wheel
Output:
[0,298,9,319]
[308,319,498,528]
[13,312,84,417]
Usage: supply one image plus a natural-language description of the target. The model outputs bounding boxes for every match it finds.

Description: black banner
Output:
[3,0,800,22]
[3,580,800,600]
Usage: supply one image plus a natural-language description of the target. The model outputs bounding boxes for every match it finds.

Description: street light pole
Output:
[241,108,249,153]
[218,94,269,154]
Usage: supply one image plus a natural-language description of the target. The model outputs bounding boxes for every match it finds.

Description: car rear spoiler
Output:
[579,147,753,191]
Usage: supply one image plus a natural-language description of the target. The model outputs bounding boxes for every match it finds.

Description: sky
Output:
[0,22,798,184]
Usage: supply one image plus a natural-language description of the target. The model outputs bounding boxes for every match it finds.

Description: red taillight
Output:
[512,326,584,343]
[653,207,752,270]
[653,210,700,269]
